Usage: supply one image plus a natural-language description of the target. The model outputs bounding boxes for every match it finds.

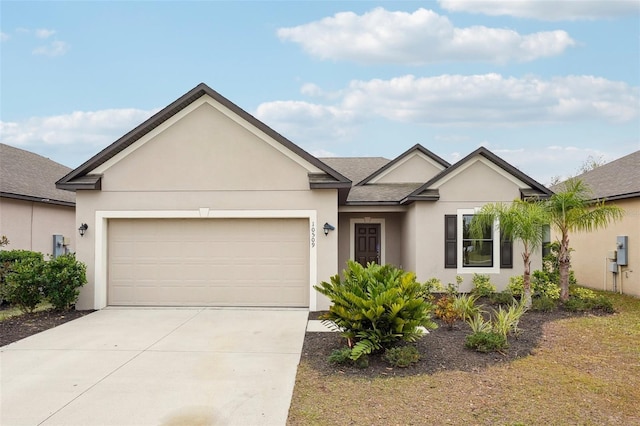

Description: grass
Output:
[0,302,53,321]
[287,291,640,425]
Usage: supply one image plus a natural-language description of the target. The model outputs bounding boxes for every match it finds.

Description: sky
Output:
[1,0,639,186]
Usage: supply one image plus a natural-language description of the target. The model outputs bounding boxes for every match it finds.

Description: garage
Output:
[107,218,310,307]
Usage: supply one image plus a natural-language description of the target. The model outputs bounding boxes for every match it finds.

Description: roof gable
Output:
[0,143,75,206]
[405,147,551,202]
[56,83,350,193]
[359,144,450,185]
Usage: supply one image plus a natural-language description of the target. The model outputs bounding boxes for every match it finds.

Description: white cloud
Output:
[0,108,159,166]
[438,0,640,21]
[255,100,359,144]
[277,7,575,64]
[0,32,9,42]
[252,73,638,152]
[35,28,56,38]
[32,40,70,57]
[343,74,638,125]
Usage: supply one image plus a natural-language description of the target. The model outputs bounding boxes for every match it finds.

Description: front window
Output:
[462,214,493,268]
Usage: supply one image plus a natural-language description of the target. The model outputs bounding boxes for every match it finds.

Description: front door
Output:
[355,223,380,266]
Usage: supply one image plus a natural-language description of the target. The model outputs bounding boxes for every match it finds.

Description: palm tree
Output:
[470,199,548,308]
[545,178,624,301]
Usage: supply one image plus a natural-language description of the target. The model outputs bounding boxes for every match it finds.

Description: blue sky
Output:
[1,0,639,185]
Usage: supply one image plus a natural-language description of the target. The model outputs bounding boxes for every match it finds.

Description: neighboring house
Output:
[0,143,76,256]
[552,151,639,297]
[57,83,551,311]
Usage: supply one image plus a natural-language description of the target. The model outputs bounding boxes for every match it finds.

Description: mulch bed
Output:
[0,308,95,347]
[303,306,597,378]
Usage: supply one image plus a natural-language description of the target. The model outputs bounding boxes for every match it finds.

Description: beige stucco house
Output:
[0,143,76,255]
[552,151,639,297]
[57,83,552,311]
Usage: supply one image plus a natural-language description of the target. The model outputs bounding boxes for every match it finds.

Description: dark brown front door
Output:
[355,223,380,266]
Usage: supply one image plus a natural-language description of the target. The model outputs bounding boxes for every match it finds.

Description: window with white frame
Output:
[444,209,510,274]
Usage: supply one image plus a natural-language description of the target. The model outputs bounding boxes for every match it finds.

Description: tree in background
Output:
[545,179,624,301]
[471,200,548,308]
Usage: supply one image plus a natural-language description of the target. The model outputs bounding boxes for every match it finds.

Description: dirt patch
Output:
[0,308,94,346]
[303,307,596,377]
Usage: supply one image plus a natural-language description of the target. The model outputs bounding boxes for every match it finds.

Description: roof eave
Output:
[1,192,75,207]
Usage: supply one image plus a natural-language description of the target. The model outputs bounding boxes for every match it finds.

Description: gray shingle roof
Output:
[319,157,390,184]
[553,150,640,201]
[346,183,424,203]
[0,143,75,205]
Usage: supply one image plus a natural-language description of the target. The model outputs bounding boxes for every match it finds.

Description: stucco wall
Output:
[0,197,76,255]
[73,97,338,311]
[413,159,543,292]
[555,198,639,297]
[374,154,444,184]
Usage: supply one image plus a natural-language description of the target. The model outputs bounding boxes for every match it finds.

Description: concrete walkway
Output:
[1,308,308,426]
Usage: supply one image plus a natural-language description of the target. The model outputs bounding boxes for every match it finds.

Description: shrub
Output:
[3,257,46,313]
[467,313,492,333]
[493,301,527,337]
[509,273,560,301]
[419,278,443,301]
[564,296,589,312]
[490,291,516,306]
[471,274,496,297]
[328,348,369,368]
[465,331,508,353]
[452,294,481,321]
[383,346,420,368]
[435,295,463,328]
[43,253,87,311]
[315,261,437,361]
[0,250,44,303]
[532,295,557,312]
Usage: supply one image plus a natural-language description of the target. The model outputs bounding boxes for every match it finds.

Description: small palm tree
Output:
[545,178,624,301]
[471,199,547,308]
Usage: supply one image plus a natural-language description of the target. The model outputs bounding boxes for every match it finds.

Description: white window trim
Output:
[94,209,318,310]
[349,218,386,265]
[456,208,500,274]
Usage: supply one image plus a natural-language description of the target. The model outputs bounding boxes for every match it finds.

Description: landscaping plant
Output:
[315,261,437,361]
[545,179,624,301]
[43,253,87,311]
[471,274,496,298]
[470,199,548,308]
[3,257,46,313]
[383,346,420,368]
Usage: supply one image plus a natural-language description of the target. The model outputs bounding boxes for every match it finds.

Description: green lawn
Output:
[287,291,640,425]
[0,302,53,321]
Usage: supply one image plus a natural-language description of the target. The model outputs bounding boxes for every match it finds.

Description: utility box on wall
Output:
[617,236,628,266]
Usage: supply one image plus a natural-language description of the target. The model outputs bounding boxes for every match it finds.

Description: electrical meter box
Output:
[616,236,628,266]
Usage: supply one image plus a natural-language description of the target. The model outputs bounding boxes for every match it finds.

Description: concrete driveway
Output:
[1,308,308,426]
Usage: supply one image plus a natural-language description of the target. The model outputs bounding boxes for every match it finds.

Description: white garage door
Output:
[108,218,309,307]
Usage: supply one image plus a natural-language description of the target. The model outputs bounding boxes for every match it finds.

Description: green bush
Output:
[565,286,615,313]
[493,302,527,337]
[0,250,44,303]
[465,331,508,353]
[43,253,87,311]
[532,295,557,312]
[328,348,369,368]
[419,278,443,301]
[315,261,437,361]
[467,313,492,333]
[508,273,560,301]
[490,291,516,306]
[383,346,420,368]
[4,257,46,313]
[471,274,496,297]
[563,296,589,312]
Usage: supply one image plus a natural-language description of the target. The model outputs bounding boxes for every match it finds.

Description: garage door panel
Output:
[108,218,309,307]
